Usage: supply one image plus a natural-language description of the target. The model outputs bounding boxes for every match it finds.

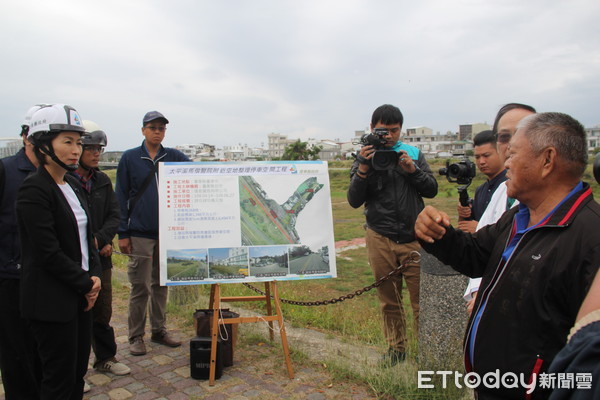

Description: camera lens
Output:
[448,163,464,178]
[372,150,399,170]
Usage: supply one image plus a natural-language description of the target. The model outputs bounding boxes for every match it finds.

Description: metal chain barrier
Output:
[242,251,421,307]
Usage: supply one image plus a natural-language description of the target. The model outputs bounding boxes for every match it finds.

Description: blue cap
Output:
[143,111,169,125]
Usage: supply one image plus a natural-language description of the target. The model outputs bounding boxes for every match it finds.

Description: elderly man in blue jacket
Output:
[115,111,190,356]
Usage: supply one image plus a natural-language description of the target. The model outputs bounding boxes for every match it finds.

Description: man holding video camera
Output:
[456,130,506,234]
[347,104,438,366]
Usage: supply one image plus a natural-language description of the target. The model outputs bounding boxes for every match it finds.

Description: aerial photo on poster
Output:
[239,175,323,245]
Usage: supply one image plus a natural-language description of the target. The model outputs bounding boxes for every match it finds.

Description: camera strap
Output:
[127,163,158,219]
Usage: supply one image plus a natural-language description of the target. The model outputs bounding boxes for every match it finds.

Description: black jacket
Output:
[347,147,437,243]
[16,167,102,322]
[421,183,600,399]
[69,169,120,270]
[0,148,36,279]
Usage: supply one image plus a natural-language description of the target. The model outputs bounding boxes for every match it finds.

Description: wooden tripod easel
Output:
[207,281,295,385]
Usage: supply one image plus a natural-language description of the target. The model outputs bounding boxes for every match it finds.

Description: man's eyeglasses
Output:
[83,145,105,154]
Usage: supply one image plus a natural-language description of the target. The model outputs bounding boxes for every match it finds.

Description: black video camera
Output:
[439,158,477,208]
[439,159,476,185]
[359,128,399,170]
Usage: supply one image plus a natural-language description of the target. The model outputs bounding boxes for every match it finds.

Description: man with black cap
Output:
[115,111,190,356]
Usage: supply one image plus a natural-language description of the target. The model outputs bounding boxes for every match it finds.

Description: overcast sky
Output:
[2,0,599,151]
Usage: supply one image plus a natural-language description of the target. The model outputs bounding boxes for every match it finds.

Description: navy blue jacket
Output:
[115,141,190,239]
[0,148,36,279]
[549,320,600,399]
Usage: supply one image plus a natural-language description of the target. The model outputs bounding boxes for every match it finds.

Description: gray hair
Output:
[517,112,588,178]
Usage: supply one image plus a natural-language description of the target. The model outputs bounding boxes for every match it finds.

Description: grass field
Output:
[106,157,599,399]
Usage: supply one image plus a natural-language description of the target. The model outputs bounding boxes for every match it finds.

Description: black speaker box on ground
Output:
[190,336,223,380]
[193,309,239,367]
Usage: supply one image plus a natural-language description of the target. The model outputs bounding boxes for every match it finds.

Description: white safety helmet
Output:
[22,104,50,128]
[82,120,108,147]
[28,104,85,144]
[21,103,50,136]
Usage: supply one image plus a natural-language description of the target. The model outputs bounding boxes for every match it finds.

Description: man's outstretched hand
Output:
[415,206,451,243]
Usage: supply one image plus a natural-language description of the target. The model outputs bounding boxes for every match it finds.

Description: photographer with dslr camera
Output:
[347,104,437,366]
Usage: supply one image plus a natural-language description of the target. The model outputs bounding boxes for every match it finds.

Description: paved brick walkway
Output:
[82,308,375,400]
[0,302,377,400]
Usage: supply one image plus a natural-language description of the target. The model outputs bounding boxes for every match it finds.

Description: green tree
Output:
[282,140,322,160]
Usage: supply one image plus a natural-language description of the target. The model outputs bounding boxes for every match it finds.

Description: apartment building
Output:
[267,133,295,159]
[458,122,491,141]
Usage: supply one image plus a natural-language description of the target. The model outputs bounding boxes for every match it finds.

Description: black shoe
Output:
[379,348,406,367]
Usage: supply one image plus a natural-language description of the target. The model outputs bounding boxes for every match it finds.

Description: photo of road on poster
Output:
[158,161,336,285]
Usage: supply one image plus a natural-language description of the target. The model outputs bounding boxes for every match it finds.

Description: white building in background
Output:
[586,125,600,151]
[316,139,342,161]
[403,129,471,157]
[0,138,22,158]
[338,141,356,158]
[219,144,268,161]
[248,146,269,160]
[174,143,215,160]
[409,134,472,157]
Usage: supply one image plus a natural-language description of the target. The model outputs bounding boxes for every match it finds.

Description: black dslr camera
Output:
[439,159,476,185]
[359,128,399,170]
[439,158,477,208]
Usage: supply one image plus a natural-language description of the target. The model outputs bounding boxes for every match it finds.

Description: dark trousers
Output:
[0,278,40,400]
[29,307,92,400]
[92,268,117,364]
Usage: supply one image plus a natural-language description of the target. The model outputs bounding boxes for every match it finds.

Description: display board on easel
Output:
[158,161,336,286]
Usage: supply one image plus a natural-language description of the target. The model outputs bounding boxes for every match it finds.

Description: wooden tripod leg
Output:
[209,284,220,386]
[208,284,216,309]
[264,282,274,341]
[272,281,294,379]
